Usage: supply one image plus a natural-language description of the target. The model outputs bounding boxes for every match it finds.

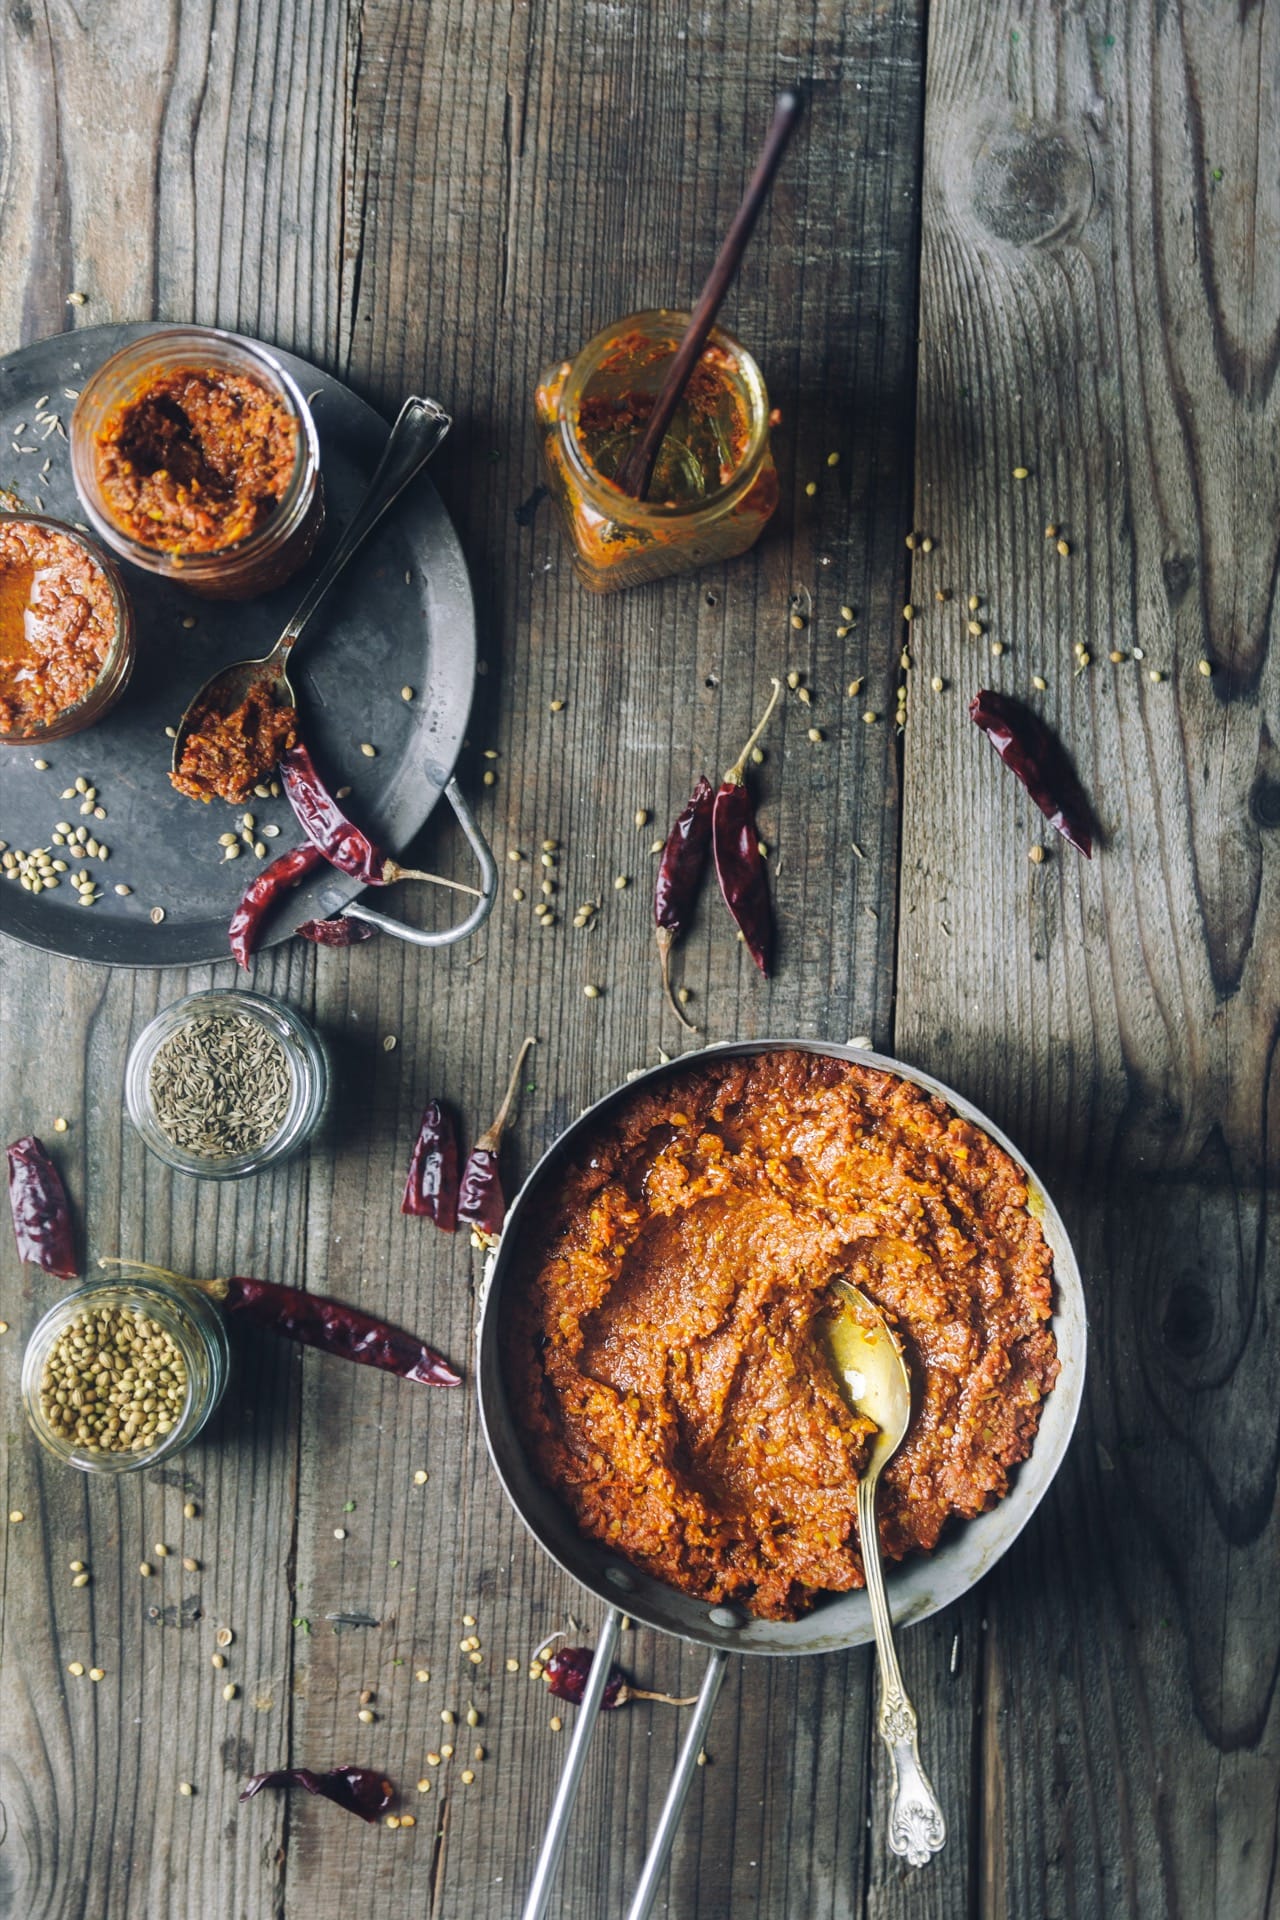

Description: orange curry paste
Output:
[504,1052,1059,1621]
[0,520,117,734]
[170,673,297,805]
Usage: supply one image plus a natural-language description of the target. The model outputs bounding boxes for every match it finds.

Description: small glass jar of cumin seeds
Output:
[22,1277,230,1474]
[125,988,330,1179]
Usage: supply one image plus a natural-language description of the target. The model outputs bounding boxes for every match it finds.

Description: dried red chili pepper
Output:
[969,689,1094,858]
[401,1100,461,1228]
[280,743,481,895]
[6,1136,77,1278]
[457,1036,537,1243]
[654,775,713,1031]
[240,1765,392,1823]
[541,1644,697,1710]
[229,840,327,968]
[296,915,377,947]
[712,676,782,974]
[99,1260,462,1386]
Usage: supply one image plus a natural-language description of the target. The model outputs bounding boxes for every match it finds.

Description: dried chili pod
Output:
[229,841,327,968]
[401,1100,461,1228]
[712,676,783,973]
[969,689,1094,858]
[457,1036,537,1243]
[99,1259,462,1387]
[542,1645,698,1711]
[295,915,377,947]
[281,743,483,895]
[6,1136,77,1278]
[654,775,713,1031]
[240,1765,393,1823]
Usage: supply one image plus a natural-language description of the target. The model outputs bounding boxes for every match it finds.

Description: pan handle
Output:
[623,1647,729,1920]
[520,1605,624,1920]
[339,778,497,947]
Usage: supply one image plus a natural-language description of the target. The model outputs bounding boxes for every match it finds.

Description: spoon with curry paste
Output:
[825,1278,947,1868]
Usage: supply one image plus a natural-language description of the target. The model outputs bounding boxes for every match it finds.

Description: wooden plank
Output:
[289,2,925,1916]
[0,4,352,1919]
[900,3,1280,1917]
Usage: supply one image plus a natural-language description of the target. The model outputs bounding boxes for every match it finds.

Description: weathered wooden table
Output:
[2,4,1274,1916]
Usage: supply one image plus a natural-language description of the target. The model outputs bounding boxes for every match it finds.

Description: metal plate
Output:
[0,322,476,966]
[478,1040,1088,1658]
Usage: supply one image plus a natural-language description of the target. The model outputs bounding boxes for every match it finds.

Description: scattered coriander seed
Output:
[469,1650,483,1665]
[862,710,878,724]
[613,874,629,890]
[178,1782,194,1797]
[72,1571,91,1587]
[164,725,178,739]
[1197,658,1213,676]
[33,757,48,770]
[382,1035,397,1052]
[466,1707,480,1727]
[253,841,266,858]
[335,784,351,799]
[841,604,854,621]
[826,451,839,467]
[68,1661,85,1677]
[634,808,649,827]
[677,987,691,1006]
[441,1707,456,1724]
[697,1750,709,1767]
[358,1708,375,1724]
[796,685,811,704]
[528,1660,544,1679]
[215,1627,234,1647]
[222,1683,238,1701]
[905,533,916,550]
[990,641,1005,657]
[1013,465,1029,480]
[804,481,816,496]
[931,676,945,692]
[512,887,525,901]
[1133,647,1145,660]
[921,536,934,552]
[333,1527,346,1540]
[549,1716,563,1733]
[967,620,983,637]
[483,770,496,786]
[8,1510,24,1524]
[74,777,87,793]
[968,595,980,612]
[69,1559,86,1573]
[1057,539,1070,557]
[648,837,665,854]
[549,698,565,711]
[418,1778,432,1793]
[401,1814,416,1828]
[1110,650,1126,664]
[385,1815,400,1830]
[461,1769,476,1784]
[426,1752,441,1767]
[473,1745,486,1761]
[360,742,377,757]
[789,613,806,630]
[1045,524,1057,539]
[902,604,914,622]
[53,1115,68,1132]
[899,649,911,670]
[506,1657,520,1673]
[1032,675,1047,691]
[401,685,414,701]
[847,678,863,697]
[0,1322,8,1334]
[786,670,800,690]
[1029,845,1046,864]
[583,984,601,999]
[154,1542,170,1558]
[89,1667,105,1682]
[935,588,948,604]
[114,884,131,896]
[540,880,554,897]
[836,624,851,638]
[413,1469,429,1485]
[182,1557,199,1572]
[441,1744,455,1758]
[416,1669,430,1683]
[139,1562,153,1577]
[1149,668,1163,683]
[184,1501,198,1519]
[750,746,765,763]
[807,727,823,743]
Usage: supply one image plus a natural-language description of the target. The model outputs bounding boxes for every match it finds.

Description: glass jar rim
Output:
[0,510,135,743]
[555,309,772,522]
[69,325,320,573]
[21,1276,229,1474]
[125,986,329,1179]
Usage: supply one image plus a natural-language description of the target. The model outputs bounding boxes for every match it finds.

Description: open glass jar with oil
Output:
[535,310,778,592]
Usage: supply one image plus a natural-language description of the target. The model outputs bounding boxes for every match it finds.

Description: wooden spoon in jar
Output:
[612,90,803,502]
[825,1278,947,1869]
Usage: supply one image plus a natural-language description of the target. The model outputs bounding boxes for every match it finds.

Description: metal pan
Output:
[477,1039,1087,1919]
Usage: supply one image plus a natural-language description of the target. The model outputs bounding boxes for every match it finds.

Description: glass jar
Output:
[535,310,778,592]
[0,513,136,743]
[69,326,324,600]
[125,988,331,1180]
[22,1276,230,1474]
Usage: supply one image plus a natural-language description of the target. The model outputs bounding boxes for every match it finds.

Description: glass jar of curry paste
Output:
[0,513,136,743]
[69,327,324,601]
[535,310,778,592]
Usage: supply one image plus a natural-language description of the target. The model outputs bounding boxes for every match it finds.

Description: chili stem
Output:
[382,862,484,897]
[722,676,783,786]
[626,1687,701,1706]
[656,928,698,1032]
[98,1255,226,1299]
[475,1036,537,1154]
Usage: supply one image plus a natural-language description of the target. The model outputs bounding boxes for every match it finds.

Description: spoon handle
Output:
[278,394,452,654]
[857,1473,947,1868]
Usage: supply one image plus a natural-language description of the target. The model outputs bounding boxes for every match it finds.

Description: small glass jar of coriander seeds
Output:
[21,1276,230,1474]
[125,988,331,1180]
